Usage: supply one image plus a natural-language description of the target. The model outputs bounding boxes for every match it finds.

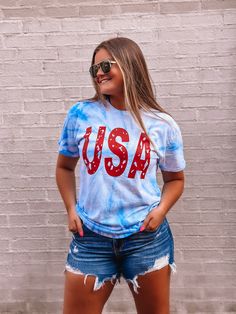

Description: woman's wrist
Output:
[155,204,169,217]
[66,206,77,215]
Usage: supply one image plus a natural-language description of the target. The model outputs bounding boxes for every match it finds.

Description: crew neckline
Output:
[105,96,129,113]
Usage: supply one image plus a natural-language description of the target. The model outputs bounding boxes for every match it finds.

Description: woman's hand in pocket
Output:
[67,210,84,237]
[140,207,165,232]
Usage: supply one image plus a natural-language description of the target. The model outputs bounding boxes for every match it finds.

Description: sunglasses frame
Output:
[89,60,117,78]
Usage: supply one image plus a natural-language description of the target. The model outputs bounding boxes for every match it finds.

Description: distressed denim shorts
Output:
[65,217,176,293]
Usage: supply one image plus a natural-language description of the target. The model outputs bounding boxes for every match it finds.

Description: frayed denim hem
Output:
[64,264,119,291]
[126,254,176,294]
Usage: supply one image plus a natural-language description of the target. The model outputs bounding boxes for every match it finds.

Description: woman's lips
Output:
[97,77,111,84]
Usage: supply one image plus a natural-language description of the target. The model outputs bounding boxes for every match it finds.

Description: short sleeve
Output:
[158,120,186,172]
[58,105,80,158]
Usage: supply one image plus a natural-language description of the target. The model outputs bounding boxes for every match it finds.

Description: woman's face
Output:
[93,48,124,98]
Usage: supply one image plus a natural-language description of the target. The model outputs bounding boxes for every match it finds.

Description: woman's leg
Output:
[63,271,115,314]
[128,265,171,314]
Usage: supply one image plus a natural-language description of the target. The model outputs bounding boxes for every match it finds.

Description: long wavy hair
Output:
[90,37,168,147]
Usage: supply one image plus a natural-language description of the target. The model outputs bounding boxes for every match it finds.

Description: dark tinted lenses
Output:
[101,61,111,73]
[89,60,112,78]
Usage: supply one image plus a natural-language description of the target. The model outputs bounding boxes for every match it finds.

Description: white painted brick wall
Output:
[0,1,236,313]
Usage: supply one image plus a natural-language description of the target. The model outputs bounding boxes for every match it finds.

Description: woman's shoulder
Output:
[67,98,99,116]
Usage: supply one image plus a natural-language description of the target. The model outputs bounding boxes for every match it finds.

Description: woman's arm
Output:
[56,154,84,236]
[140,170,184,231]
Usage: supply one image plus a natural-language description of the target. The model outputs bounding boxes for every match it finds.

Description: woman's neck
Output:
[109,95,126,111]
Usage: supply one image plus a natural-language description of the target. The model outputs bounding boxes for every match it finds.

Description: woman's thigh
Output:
[128,265,171,314]
[63,225,119,314]
[63,271,115,314]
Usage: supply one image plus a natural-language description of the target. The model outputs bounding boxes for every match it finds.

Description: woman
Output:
[56,37,185,314]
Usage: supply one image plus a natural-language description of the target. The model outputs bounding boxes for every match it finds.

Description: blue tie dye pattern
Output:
[58,100,186,238]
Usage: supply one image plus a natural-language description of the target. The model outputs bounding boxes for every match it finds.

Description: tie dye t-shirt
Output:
[58,99,186,238]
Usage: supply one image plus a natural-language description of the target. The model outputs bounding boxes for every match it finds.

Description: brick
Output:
[45,33,79,47]
[29,226,66,238]
[169,109,196,121]
[0,88,43,102]
[42,60,83,73]
[169,211,201,223]
[203,262,236,274]
[172,286,203,300]
[24,101,64,113]
[0,302,27,313]
[4,34,46,48]
[29,201,64,212]
[0,289,11,302]
[0,215,7,226]
[61,18,100,32]
[0,102,23,113]
[22,74,60,87]
[174,223,236,236]
[0,21,22,33]
[0,49,17,60]
[186,300,225,312]
[79,4,120,16]
[46,189,62,201]
[0,0,17,6]
[46,87,82,100]
[201,82,236,94]
[41,113,66,125]
[22,126,59,138]
[47,213,67,225]
[0,240,9,252]
[181,120,235,135]
[9,214,47,227]
[3,113,41,125]
[157,83,201,97]
[18,0,55,6]
[0,139,45,153]
[9,189,47,201]
[180,12,223,26]
[199,54,236,67]
[1,202,28,215]
[28,301,63,313]
[121,3,159,14]
[177,40,236,55]
[224,12,236,24]
[46,238,70,250]
[0,178,28,189]
[152,56,199,69]
[4,60,42,74]
[23,19,61,33]
[2,8,43,18]
[201,211,236,223]
[177,235,236,249]
[182,248,224,261]
[57,45,93,60]
[17,48,58,60]
[202,160,236,172]
[0,227,29,239]
[198,108,236,120]
[42,6,80,18]
[10,239,48,252]
[160,1,200,14]
[202,0,236,10]
[0,76,21,87]
[11,287,51,301]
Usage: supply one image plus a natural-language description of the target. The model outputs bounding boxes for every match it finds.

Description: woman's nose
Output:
[96,65,104,76]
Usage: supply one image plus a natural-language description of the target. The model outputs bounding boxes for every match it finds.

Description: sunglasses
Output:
[89,60,117,78]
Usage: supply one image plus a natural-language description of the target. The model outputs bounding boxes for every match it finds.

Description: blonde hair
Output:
[90,37,168,148]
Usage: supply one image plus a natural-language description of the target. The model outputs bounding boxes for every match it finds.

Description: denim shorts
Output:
[65,217,176,293]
